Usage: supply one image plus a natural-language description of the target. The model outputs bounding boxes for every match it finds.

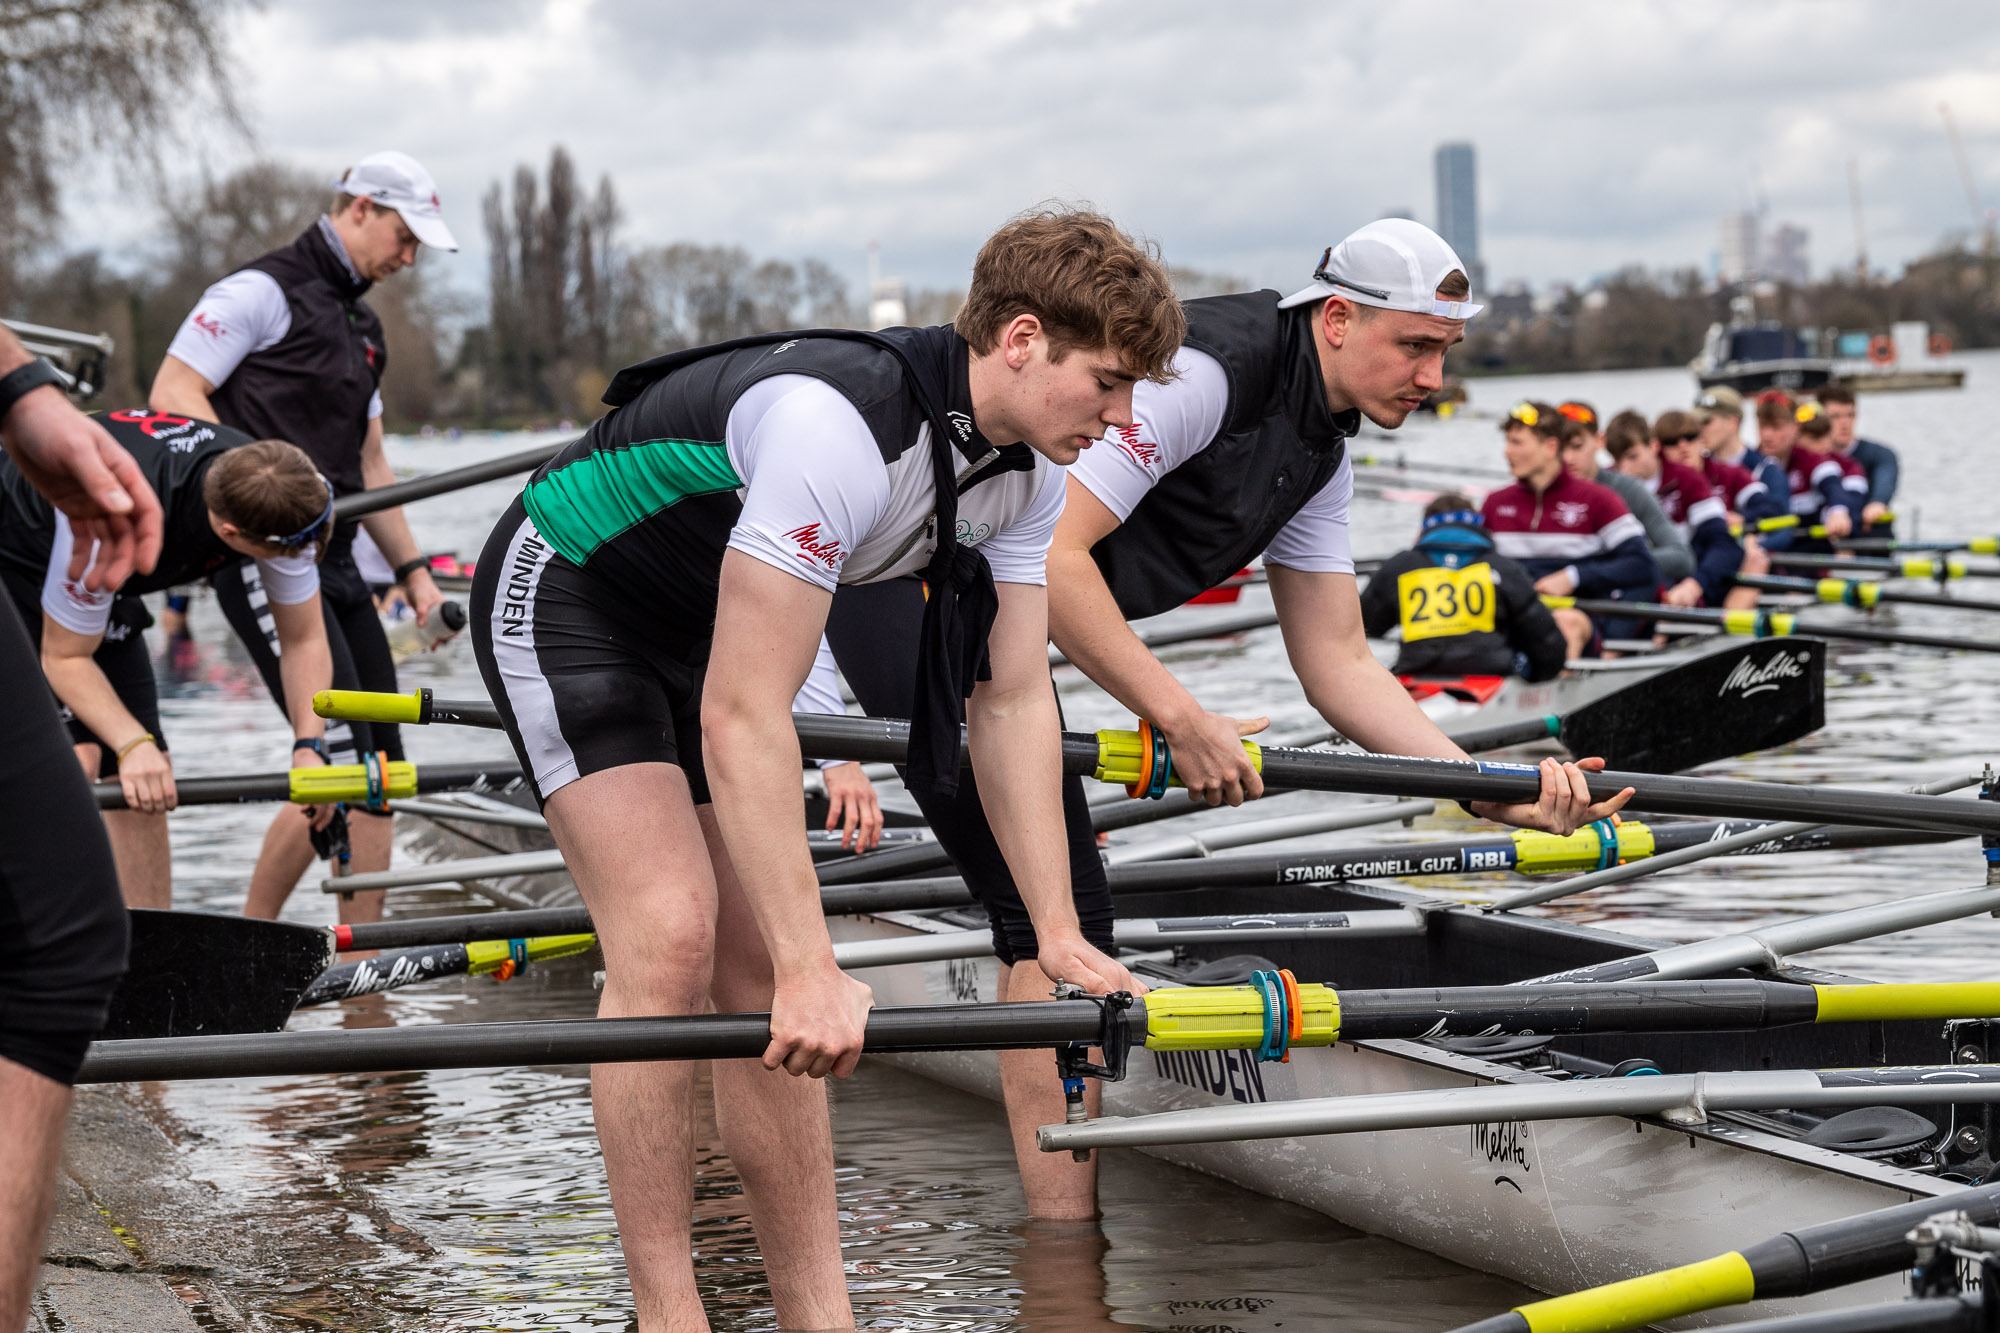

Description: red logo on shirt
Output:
[1109,423,1159,469]
[363,339,379,369]
[192,311,226,340]
[107,408,196,438]
[784,524,846,570]
[59,580,100,609]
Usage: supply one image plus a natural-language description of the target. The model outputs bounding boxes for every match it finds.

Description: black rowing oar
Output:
[315,689,2000,837]
[296,933,597,1007]
[1838,535,2000,555]
[92,759,523,810]
[73,978,2000,1083]
[1443,638,1822,772]
[1444,1182,2000,1333]
[1733,573,2000,614]
[332,440,571,521]
[1764,551,1998,581]
[1544,595,2000,655]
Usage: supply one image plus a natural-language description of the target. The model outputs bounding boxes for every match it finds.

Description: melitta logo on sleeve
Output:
[1109,423,1159,468]
[784,523,846,569]
[1718,649,1808,697]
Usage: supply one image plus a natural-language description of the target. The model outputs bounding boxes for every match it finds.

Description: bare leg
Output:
[1552,608,1594,660]
[546,764,718,1333]
[703,806,855,1331]
[991,960,1101,1220]
[101,810,171,910]
[243,805,390,923]
[0,1057,70,1330]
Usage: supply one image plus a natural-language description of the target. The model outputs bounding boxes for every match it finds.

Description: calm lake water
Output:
[135,353,2000,1329]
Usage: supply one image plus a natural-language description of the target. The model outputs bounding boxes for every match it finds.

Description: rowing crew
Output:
[1362,383,1901,678]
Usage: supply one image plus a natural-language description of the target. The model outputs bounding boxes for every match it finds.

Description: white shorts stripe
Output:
[486,514,581,798]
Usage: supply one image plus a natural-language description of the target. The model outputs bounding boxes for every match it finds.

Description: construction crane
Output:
[1939,100,1995,254]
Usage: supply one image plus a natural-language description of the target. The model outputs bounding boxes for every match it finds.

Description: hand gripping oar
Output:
[71,978,2000,1083]
[1543,595,2000,655]
[1734,573,2000,614]
[93,757,523,810]
[1442,638,1824,773]
[330,439,571,521]
[1487,773,1985,912]
[314,689,2000,837]
[1439,1182,2000,1333]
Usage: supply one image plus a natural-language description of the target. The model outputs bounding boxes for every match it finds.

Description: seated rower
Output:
[1360,493,1573,676]
[1817,382,1896,532]
[1795,403,1872,532]
[0,409,336,907]
[1484,401,1659,652]
[1605,410,1742,608]
[1554,401,1693,584]
[1756,390,1853,555]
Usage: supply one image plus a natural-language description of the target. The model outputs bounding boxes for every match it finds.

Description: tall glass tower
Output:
[1433,142,1482,292]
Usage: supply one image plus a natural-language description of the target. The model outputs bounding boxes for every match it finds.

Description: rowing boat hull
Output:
[828,894,1961,1324]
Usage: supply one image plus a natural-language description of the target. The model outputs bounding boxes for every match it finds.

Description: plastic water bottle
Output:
[388,599,467,656]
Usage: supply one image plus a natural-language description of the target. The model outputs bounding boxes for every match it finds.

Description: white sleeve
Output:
[164,270,290,388]
[1262,454,1355,574]
[791,637,852,770]
[253,552,321,606]
[978,460,1068,586]
[726,376,891,593]
[40,513,114,637]
[1067,347,1230,521]
[368,390,383,421]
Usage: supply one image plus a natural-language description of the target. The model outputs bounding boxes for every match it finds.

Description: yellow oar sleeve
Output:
[1815,983,2000,1023]
[288,761,418,805]
[466,935,598,976]
[1093,727,1263,790]
[1970,537,1997,556]
[1510,822,1655,874]
[1509,1251,1755,1333]
[1898,558,1966,580]
[1143,983,1339,1050]
[315,689,425,724]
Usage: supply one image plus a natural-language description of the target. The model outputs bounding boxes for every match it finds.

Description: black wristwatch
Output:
[0,358,66,424]
[294,737,327,759]
[393,556,430,584]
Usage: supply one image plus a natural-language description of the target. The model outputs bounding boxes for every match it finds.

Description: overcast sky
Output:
[61,0,2000,305]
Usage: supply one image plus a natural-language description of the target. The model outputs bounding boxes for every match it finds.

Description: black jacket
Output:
[1359,523,1568,681]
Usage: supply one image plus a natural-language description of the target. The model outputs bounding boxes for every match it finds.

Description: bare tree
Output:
[0,0,244,308]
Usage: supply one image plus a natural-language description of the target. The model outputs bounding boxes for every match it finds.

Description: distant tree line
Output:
[1460,249,2000,376]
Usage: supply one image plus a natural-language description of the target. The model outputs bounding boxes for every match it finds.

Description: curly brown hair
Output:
[954,203,1183,384]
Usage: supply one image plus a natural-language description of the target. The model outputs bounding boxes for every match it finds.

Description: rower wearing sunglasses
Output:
[0,410,337,907]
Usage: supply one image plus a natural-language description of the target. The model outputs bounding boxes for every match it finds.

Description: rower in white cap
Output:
[148,151,458,933]
[816,217,1634,1223]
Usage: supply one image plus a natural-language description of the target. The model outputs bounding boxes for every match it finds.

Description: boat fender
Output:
[1930,333,1954,357]
[1868,334,1895,365]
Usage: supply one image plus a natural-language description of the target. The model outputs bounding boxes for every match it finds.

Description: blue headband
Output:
[1421,509,1483,533]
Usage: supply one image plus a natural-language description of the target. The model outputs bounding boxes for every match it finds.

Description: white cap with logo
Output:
[332,151,459,252]
[1277,218,1482,319]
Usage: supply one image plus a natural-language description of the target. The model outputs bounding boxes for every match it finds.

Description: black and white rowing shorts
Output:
[471,498,712,806]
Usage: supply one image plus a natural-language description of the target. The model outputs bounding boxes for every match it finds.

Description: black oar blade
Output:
[1560,639,1824,773]
[101,910,333,1039]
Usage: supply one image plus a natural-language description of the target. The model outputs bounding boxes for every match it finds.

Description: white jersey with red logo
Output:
[1067,347,1356,574]
[1646,458,1728,540]
[723,374,1066,593]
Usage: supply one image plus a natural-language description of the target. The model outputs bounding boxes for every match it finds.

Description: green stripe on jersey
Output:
[523,438,742,565]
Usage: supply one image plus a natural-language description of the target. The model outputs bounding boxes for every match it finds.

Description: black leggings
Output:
[212,552,405,764]
[0,592,127,1084]
[825,577,1113,966]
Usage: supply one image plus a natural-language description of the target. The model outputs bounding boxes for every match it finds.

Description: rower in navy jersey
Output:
[1356,493,1568,683]
[1604,409,1742,607]
[1482,400,1659,654]
[1817,381,1897,531]
[468,208,1186,1327]
[1693,386,1792,545]
[1797,403,1873,529]
[825,220,1632,1221]
[0,410,337,908]
[1755,390,1855,555]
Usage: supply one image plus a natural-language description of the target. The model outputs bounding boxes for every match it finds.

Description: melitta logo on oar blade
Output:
[1560,639,1825,774]
[1717,647,1811,698]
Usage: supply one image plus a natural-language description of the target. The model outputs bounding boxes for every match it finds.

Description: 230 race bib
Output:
[1398,563,1497,642]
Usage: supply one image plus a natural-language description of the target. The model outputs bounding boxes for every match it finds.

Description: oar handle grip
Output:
[316,687,429,725]
[290,756,418,806]
[1092,722,1263,798]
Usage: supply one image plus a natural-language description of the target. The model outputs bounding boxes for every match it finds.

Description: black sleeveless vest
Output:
[208,224,384,521]
[1090,291,1358,619]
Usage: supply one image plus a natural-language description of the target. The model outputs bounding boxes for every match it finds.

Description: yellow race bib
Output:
[1398,563,1498,642]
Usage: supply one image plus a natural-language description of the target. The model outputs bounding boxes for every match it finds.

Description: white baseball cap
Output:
[1278,218,1482,319]
[333,151,459,252]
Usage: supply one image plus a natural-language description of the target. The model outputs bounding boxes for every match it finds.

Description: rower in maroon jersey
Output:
[1655,409,1766,610]
[1604,409,1742,607]
[1754,390,1853,555]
